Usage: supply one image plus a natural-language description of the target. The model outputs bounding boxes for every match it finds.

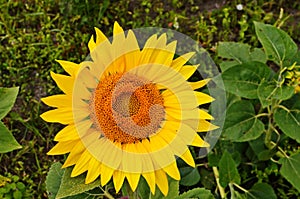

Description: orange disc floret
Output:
[91,72,165,144]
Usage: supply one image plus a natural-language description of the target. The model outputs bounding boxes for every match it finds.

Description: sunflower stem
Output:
[213,166,226,199]
[99,186,114,199]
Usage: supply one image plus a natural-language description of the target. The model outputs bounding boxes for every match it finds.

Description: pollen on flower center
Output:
[91,72,165,144]
[113,92,140,117]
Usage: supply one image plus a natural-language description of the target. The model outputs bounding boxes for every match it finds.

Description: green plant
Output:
[0,87,21,153]
[0,173,31,199]
[208,21,300,198]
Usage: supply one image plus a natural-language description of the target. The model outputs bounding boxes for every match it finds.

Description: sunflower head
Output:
[41,22,217,196]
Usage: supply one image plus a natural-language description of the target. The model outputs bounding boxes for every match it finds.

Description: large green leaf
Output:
[0,121,21,153]
[175,188,214,199]
[56,167,101,198]
[219,150,241,187]
[222,61,271,99]
[218,42,266,71]
[254,21,298,64]
[0,87,19,120]
[223,100,265,142]
[179,166,200,186]
[258,80,294,108]
[46,162,64,199]
[274,106,300,143]
[138,176,179,199]
[246,183,277,199]
[279,153,300,192]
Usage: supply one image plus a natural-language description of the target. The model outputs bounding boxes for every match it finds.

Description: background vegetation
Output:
[0,0,300,198]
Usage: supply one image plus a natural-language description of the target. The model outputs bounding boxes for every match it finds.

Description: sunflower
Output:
[41,22,217,196]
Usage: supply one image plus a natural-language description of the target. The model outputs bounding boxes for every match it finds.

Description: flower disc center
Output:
[91,72,165,144]
[113,92,140,117]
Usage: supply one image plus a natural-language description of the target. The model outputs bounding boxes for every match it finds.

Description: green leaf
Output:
[258,80,294,108]
[0,87,19,120]
[56,167,101,198]
[46,162,64,199]
[218,42,266,71]
[222,61,271,99]
[219,150,241,187]
[248,135,267,158]
[175,188,214,199]
[138,176,179,199]
[279,153,300,192]
[179,166,200,186]
[0,121,21,153]
[254,21,298,64]
[199,168,215,190]
[246,183,277,199]
[257,149,277,161]
[223,100,265,142]
[249,48,267,63]
[274,106,300,143]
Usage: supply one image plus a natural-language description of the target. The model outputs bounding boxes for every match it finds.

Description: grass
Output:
[0,0,300,198]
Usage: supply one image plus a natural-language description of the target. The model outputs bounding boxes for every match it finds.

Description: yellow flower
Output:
[41,22,217,196]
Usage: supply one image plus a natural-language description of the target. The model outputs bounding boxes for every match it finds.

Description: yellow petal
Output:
[197,120,219,132]
[62,141,86,168]
[149,135,177,171]
[78,67,98,89]
[180,149,195,167]
[94,27,108,45]
[142,172,156,194]
[158,128,188,157]
[163,90,198,110]
[143,34,158,49]
[124,30,140,71]
[56,60,79,77]
[170,52,195,71]
[163,162,180,180]
[54,124,79,141]
[189,78,211,90]
[155,169,169,196]
[179,65,198,80]
[50,71,74,95]
[86,158,101,184]
[47,140,79,155]
[125,172,140,192]
[195,91,215,105]
[88,35,97,52]
[191,134,210,147]
[113,170,125,193]
[101,164,114,186]
[40,108,73,124]
[71,150,92,177]
[113,21,124,37]
[41,94,71,108]
[199,109,214,120]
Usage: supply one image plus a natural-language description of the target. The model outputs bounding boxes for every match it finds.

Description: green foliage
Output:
[219,151,241,187]
[254,21,298,65]
[217,42,266,71]
[179,166,200,186]
[0,173,31,198]
[46,162,64,199]
[245,183,277,199]
[222,62,271,99]
[279,153,300,192]
[46,162,103,199]
[175,188,214,199]
[222,100,265,142]
[213,20,300,198]
[0,87,21,153]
